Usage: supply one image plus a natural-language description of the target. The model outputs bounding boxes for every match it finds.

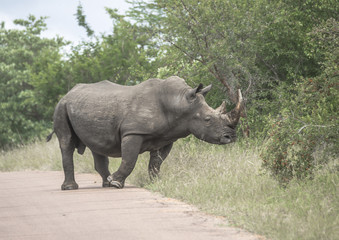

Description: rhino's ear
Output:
[199,84,212,97]
[216,101,227,114]
[196,83,204,93]
[187,83,204,101]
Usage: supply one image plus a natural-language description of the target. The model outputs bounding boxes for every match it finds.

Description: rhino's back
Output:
[69,80,130,98]
[68,79,163,99]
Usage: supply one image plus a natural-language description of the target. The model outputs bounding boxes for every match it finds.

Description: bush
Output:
[261,117,314,184]
[261,75,338,184]
[260,18,338,184]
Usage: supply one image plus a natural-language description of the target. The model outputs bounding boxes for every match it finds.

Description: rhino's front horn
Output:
[225,89,244,127]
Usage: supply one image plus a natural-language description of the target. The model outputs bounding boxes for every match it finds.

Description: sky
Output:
[0,0,132,43]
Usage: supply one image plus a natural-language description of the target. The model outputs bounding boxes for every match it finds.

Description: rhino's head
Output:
[185,84,244,145]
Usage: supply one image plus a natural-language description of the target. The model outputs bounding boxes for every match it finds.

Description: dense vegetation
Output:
[1,1,338,182]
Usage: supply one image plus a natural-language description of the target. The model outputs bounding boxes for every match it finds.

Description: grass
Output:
[1,137,338,240]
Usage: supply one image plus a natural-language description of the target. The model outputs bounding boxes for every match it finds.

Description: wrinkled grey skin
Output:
[48,76,243,190]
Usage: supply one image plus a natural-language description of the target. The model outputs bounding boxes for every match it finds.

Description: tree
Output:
[69,6,160,86]
[255,0,338,83]
[29,48,71,119]
[150,0,267,105]
[261,18,338,183]
[0,15,67,148]
[74,3,94,37]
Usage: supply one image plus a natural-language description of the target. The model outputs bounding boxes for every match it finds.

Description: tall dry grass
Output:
[132,139,338,240]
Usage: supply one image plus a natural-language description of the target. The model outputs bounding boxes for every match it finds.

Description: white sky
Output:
[0,0,132,43]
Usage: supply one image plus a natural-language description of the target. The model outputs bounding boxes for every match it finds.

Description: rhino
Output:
[47,76,243,190]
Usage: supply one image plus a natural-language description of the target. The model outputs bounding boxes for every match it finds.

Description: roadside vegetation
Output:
[1,1,338,239]
[1,138,337,240]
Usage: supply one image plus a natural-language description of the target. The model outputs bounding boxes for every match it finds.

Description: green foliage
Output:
[261,18,338,183]
[69,8,159,86]
[29,49,71,119]
[261,117,316,184]
[0,16,67,148]
[256,0,338,82]
[75,3,94,37]
[249,2,338,139]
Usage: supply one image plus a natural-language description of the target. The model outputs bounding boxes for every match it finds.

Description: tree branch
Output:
[169,40,204,64]
[298,124,335,134]
[180,0,199,25]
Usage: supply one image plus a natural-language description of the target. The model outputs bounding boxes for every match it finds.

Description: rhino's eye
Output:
[204,116,211,122]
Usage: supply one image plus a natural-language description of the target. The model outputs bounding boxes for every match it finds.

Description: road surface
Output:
[0,171,261,240]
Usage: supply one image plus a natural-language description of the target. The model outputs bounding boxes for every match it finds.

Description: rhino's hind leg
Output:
[60,145,78,190]
[149,143,173,180]
[92,152,112,187]
[54,102,79,190]
[107,135,143,189]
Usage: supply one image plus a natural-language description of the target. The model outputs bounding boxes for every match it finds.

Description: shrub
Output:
[261,75,338,184]
[260,18,338,184]
[261,117,315,184]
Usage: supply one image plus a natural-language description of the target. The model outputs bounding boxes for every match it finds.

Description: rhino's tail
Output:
[46,131,55,142]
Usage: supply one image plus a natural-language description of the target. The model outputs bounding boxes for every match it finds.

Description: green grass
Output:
[1,138,338,240]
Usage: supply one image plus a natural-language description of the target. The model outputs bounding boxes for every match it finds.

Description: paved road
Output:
[0,171,261,240]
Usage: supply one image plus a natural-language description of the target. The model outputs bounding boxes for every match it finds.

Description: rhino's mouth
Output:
[220,135,232,144]
[219,131,236,144]
[197,132,235,145]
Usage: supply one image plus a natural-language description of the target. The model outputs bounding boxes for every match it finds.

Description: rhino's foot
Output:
[107,175,125,189]
[102,181,115,188]
[61,181,79,190]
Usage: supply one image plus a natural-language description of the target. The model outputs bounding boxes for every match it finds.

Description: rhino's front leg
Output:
[107,135,143,189]
[149,143,173,180]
